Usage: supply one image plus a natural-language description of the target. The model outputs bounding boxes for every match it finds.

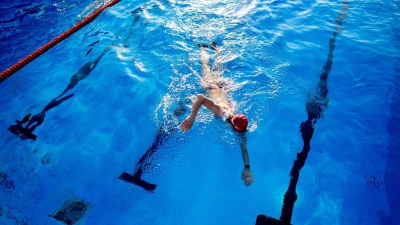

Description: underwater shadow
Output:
[7,13,142,141]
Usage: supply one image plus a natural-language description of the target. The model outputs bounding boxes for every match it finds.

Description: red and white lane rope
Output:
[0,0,121,83]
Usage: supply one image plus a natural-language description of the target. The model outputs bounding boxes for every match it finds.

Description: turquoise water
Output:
[0,0,399,224]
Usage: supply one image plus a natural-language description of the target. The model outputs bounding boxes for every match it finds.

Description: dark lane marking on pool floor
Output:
[119,102,187,193]
[383,4,400,223]
[256,1,349,224]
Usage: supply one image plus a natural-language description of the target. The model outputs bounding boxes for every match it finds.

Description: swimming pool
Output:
[0,0,399,224]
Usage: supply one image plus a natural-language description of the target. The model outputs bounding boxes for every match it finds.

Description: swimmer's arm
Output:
[240,141,250,166]
[239,134,253,186]
[188,94,212,120]
[180,94,219,132]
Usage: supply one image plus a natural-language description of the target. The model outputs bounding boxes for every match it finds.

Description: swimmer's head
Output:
[230,114,248,132]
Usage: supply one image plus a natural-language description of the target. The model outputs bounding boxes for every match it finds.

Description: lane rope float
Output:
[0,0,121,83]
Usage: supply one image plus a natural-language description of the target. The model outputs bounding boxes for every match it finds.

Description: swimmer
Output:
[180,43,253,186]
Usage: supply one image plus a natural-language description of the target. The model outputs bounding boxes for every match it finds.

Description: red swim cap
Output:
[230,114,248,132]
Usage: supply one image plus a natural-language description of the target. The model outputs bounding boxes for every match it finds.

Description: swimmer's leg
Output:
[200,46,215,87]
[200,47,210,70]
[210,42,224,73]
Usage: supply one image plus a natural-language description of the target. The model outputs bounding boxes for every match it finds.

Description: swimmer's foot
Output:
[196,42,218,51]
[197,43,208,48]
[210,42,218,51]
[119,172,157,192]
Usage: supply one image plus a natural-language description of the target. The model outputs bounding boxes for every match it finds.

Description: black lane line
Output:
[119,102,187,193]
[256,1,348,224]
[6,13,142,141]
[383,3,400,224]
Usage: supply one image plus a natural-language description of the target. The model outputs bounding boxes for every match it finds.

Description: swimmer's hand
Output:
[241,168,253,186]
[180,116,195,132]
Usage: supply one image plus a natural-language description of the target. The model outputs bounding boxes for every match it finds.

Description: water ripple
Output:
[169,151,187,168]
[161,133,189,149]
[142,162,164,175]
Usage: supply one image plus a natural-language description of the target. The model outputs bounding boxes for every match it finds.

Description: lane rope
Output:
[0,0,121,83]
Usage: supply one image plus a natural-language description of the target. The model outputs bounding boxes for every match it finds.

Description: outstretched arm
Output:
[240,141,250,166]
[180,94,220,132]
[239,134,253,186]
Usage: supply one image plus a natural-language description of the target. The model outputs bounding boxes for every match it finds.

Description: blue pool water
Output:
[0,0,399,224]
